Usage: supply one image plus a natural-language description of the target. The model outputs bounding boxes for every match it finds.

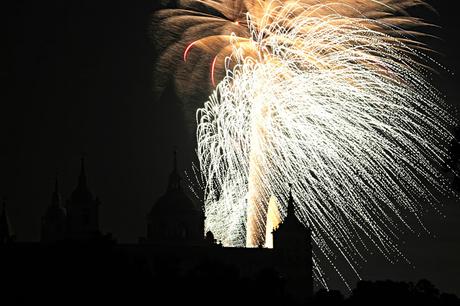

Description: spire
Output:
[281,183,307,230]
[168,149,181,191]
[173,149,177,171]
[55,173,59,193]
[287,183,296,219]
[272,184,311,251]
[71,155,93,202]
[78,155,88,191]
[0,197,11,243]
[51,172,61,207]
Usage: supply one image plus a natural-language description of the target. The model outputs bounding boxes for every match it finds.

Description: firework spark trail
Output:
[153,0,432,117]
[195,2,455,288]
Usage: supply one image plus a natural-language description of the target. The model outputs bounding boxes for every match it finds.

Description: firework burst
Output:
[195,1,454,287]
[154,0,431,97]
[154,0,455,288]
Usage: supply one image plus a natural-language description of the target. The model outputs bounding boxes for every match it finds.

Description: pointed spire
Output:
[78,155,88,190]
[168,149,181,191]
[0,197,11,243]
[71,154,93,202]
[173,149,177,171]
[280,183,308,230]
[287,183,296,218]
[51,172,61,207]
[54,173,59,193]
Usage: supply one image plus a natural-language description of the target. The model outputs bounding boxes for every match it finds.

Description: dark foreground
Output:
[1,241,458,306]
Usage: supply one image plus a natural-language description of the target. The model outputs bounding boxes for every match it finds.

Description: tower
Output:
[66,157,101,240]
[41,175,67,242]
[272,186,313,300]
[146,151,205,245]
[0,198,14,244]
[273,188,311,250]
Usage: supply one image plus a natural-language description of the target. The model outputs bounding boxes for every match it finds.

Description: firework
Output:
[154,0,454,288]
[154,0,430,98]
[193,1,454,288]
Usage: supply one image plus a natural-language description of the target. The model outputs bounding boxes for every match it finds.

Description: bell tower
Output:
[66,157,101,240]
[272,186,313,300]
[41,174,67,242]
[0,198,14,244]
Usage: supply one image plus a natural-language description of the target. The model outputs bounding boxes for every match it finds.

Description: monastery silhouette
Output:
[0,154,313,304]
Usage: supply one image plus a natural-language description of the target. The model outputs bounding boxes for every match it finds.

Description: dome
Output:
[149,187,201,217]
[45,204,67,220]
[149,151,202,217]
[146,152,205,244]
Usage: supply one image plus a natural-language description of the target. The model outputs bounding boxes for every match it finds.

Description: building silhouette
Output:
[41,157,102,242]
[41,175,67,242]
[273,187,313,298]
[0,154,314,303]
[66,157,101,240]
[145,151,205,245]
[137,152,313,302]
[5,154,458,305]
[0,198,14,244]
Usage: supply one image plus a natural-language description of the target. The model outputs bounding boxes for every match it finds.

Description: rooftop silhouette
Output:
[1,153,317,305]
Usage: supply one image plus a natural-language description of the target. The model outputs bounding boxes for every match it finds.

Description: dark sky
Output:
[2,0,460,295]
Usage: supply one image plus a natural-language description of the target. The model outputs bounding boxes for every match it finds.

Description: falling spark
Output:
[192,1,455,288]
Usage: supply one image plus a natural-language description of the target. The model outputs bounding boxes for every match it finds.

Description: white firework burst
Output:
[196,2,455,288]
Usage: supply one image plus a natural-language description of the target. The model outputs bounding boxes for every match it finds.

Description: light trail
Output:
[195,1,455,288]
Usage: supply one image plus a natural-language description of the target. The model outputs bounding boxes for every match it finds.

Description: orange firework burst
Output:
[153,0,431,102]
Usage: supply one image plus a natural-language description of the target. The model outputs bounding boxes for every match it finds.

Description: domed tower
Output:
[41,175,67,242]
[66,157,101,240]
[0,198,14,244]
[146,152,205,245]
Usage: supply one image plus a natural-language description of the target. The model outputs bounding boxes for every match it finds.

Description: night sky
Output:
[2,0,460,295]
